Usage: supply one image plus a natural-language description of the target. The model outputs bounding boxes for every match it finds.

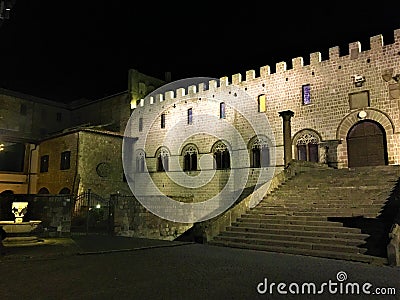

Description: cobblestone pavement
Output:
[0,236,399,300]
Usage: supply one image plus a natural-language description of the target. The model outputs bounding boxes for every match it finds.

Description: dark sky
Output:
[1,1,400,103]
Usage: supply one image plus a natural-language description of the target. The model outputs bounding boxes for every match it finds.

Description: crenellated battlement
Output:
[131,28,400,110]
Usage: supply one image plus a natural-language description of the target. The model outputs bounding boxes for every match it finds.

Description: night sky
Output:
[1,1,400,103]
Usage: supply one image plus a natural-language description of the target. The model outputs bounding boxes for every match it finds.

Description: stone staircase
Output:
[208,165,400,265]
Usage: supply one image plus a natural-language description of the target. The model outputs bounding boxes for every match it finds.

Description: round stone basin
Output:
[0,220,43,245]
[0,220,42,233]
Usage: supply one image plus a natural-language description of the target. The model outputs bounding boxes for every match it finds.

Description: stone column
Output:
[279,110,295,167]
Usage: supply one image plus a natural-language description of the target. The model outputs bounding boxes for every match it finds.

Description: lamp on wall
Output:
[0,143,4,151]
[358,110,367,119]
[352,74,365,87]
[0,0,16,20]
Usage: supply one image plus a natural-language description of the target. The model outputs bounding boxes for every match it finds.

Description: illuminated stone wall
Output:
[76,130,131,198]
[70,92,129,133]
[37,129,131,198]
[131,28,400,172]
[0,89,71,139]
[36,132,78,195]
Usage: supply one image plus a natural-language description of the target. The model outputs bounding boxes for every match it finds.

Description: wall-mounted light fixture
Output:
[358,110,367,119]
[352,75,365,87]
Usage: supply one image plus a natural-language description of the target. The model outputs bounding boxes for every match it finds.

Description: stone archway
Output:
[347,120,388,168]
[337,108,394,168]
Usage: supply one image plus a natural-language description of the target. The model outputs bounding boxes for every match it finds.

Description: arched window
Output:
[136,150,146,173]
[212,141,230,170]
[59,187,71,194]
[249,136,270,168]
[156,147,170,172]
[258,94,266,112]
[182,144,198,171]
[1,190,14,195]
[296,132,319,162]
[219,102,226,119]
[37,187,50,194]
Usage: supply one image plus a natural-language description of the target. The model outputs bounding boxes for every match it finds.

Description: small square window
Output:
[40,155,49,173]
[220,102,226,118]
[60,151,71,170]
[187,108,193,125]
[139,117,143,132]
[258,95,266,112]
[161,113,166,129]
[302,84,311,105]
[20,103,27,116]
[41,109,47,120]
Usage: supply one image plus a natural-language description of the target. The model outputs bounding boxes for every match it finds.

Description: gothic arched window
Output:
[182,145,198,171]
[213,141,230,170]
[296,132,319,162]
[250,137,270,168]
[156,147,169,172]
[136,150,145,173]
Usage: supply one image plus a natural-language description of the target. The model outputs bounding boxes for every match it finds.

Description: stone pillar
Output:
[279,110,295,167]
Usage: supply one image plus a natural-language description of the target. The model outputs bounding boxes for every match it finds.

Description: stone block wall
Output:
[71,92,129,133]
[28,194,73,236]
[0,89,70,139]
[113,195,192,240]
[76,130,132,198]
[37,132,78,194]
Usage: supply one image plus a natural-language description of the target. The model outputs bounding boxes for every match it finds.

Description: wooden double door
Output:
[347,120,388,168]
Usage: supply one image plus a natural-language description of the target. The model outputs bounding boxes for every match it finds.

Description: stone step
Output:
[256,202,383,209]
[287,168,400,176]
[226,226,370,239]
[231,221,364,233]
[266,195,390,203]
[265,198,390,205]
[242,211,379,218]
[217,230,367,247]
[207,240,388,265]
[239,214,329,221]
[255,203,384,210]
[269,188,392,196]
[284,181,397,187]
[3,236,44,245]
[210,235,367,254]
[282,176,397,183]
[209,166,399,265]
[238,215,345,227]
[265,211,378,218]
[260,203,386,211]
[249,207,382,216]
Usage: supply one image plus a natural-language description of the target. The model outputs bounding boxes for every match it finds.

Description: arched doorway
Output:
[347,120,388,168]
